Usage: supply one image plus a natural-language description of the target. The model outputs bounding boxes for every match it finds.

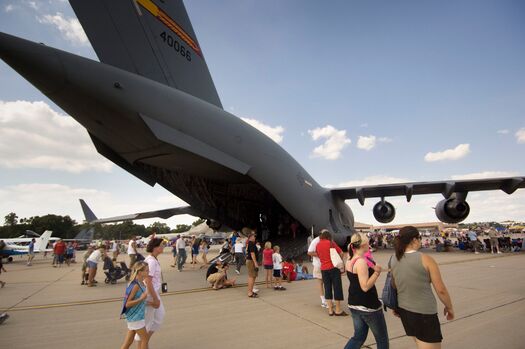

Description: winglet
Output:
[79,199,98,223]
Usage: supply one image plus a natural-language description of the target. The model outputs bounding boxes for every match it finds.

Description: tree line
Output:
[1,212,205,240]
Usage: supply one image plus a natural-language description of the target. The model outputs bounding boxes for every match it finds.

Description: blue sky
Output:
[0,0,524,228]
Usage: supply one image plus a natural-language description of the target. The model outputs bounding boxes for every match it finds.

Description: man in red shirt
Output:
[53,239,66,268]
[282,258,297,282]
[316,230,346,316]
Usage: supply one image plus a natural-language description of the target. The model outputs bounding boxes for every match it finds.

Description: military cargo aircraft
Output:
[0,0,524,246]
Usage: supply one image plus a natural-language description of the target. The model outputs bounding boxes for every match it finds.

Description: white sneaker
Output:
[253,288,259,293]
[321,302,328,308]
[235,270,240,275]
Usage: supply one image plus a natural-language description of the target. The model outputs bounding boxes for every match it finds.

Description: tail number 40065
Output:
[159,32,191,62]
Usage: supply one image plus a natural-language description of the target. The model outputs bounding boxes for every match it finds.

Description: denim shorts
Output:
[87,261,97,269]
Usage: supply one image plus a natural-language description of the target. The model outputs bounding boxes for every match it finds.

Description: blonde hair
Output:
[273,245,280,253]
[130,261,148,283]
[350,233,369,249]
[264,241,272,249]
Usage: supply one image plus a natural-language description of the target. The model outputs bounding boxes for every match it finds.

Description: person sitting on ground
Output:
[206,260,236,289]
[282,257,297,282]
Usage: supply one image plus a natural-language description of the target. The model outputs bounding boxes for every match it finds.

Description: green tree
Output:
[4,212,18,226]
[147,221,171,235]
[171,224,190,234]
[192,218,205,226]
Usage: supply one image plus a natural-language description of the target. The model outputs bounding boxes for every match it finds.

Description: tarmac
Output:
[1,247,525,349]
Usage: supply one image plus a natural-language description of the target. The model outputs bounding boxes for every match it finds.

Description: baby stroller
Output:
[103,257,131,284]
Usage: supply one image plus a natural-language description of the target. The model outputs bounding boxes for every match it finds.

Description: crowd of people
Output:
[7,224,508,348]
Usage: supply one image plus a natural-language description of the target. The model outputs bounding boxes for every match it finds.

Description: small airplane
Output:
[1,0,524,247]
[0,231,53,262]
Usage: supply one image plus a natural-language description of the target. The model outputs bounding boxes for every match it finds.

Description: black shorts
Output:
[398,307,442,343]
[273,269,282,278]
[264,264,273,270]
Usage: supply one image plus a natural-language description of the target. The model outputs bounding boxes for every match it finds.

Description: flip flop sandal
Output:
[248,293,258,298]
[334,312,348,316]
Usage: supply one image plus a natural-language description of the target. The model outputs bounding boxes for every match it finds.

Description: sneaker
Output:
[235,270,240,275]
[321,302,328,308]
[475,252,480,254]
[0,313,9,325]
[81,281,85,285]
[253,288,259,293]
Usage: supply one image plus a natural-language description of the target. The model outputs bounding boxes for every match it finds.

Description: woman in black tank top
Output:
[344,233,389,349]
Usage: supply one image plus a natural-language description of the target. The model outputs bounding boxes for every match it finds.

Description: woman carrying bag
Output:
[345,233,389,349]
[315,229,347,316]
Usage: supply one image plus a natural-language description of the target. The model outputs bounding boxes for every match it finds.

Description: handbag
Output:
[381,255,398,311]
[330,241,345,273]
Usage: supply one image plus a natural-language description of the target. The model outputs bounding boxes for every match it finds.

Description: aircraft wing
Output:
[88,206,199,225]
[330,176,525,205]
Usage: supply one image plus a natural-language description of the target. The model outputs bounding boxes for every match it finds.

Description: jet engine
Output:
[435,198,470,223]
[206,219,222,230]
[373,200,396,223]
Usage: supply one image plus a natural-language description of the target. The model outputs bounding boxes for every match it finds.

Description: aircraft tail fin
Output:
[79,199,98,223]
[70,0,222,108]
[35,230,52,251]
[74,227,95,241]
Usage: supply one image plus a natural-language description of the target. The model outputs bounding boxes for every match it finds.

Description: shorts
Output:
[57,255,65,263]
[273,269,282,278]
[264,264,273,270]
[29,252,35,257]
[87,261,97,269]
[127,319,146,331]
[207,272,225,284]
[398,307,443,343]
[192,247,199,255]
[246,260,258,278]
[172,250,177,257]
[313,265,322,279]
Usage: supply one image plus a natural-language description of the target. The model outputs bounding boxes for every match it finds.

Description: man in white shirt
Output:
[307,231,327,308]
[175,235,187,271]
[127,237,138,267]
[234,238,245,274]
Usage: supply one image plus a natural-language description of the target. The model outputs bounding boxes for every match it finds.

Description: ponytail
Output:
[394,226,420,261]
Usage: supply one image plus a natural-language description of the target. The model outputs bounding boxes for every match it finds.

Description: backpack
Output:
[120,280,138,319]
[381,255,398,311]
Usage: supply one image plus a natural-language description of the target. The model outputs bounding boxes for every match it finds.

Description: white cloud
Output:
[4,4,14,12]
[0,183,197,227]
[28,1,38,10]
[516,128,525,144]
[0,100,112,173]
[38,12,89,45]
[497,129,509,134]
[424,143,470,162]
[451,171,519,180]
[308,125,351,160]
[357,135,376,151]
[241,117,284,144]
[356,135,392,151]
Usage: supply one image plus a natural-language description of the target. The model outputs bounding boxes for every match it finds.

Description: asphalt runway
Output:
[1,248,524,348]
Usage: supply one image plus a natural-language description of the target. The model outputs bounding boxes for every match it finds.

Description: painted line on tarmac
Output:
[0,280,267,312]
[2,255,520,312]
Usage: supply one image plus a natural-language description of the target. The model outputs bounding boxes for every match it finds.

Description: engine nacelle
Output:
[435,198,470,223]
[373,201,396,223]
[206,219,222,230]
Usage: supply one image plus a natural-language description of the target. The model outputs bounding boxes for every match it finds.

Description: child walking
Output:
[120,261,150,349]
[272,246,286,290]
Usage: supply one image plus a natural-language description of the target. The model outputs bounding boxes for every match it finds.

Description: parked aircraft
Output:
[0,0,524,246]
[0,231,53,262]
